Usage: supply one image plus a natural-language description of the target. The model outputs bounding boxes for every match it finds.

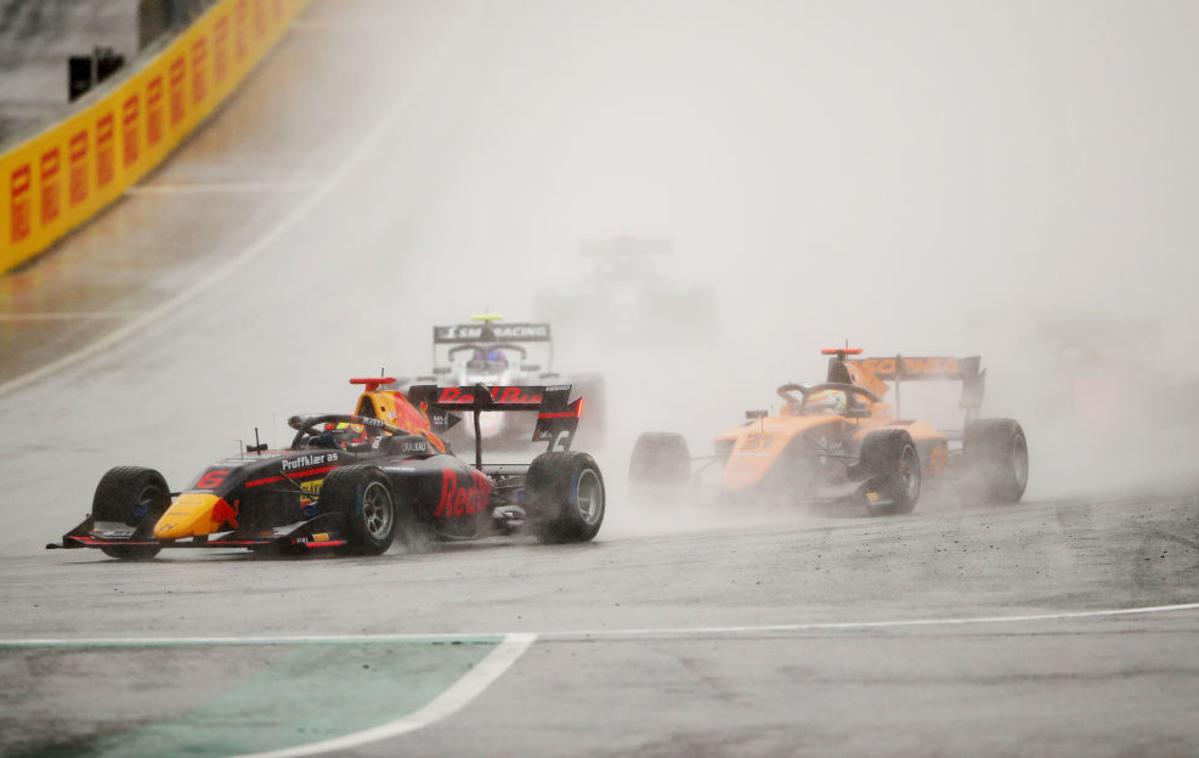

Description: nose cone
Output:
[153,493,225,540]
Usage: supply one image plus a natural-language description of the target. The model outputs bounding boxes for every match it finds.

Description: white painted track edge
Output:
[233,632,537,758]
[2,601,1197,648]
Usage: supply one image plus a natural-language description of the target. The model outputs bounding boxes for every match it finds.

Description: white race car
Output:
[408,315,606,450]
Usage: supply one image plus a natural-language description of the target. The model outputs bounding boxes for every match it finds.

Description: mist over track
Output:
[2,1,1198,755]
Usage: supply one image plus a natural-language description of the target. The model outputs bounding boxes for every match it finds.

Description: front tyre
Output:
[92,466,170,560]
[857,429,921,515]
[964,419,1029,504]
[629,432,690,490]
[527,452,605,544]
[319,466,398,555]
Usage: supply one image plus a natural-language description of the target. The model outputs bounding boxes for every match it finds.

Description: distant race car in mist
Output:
[534,236,717,342]
[405,314,605,449]
[49,377,604,559]
[629,348,1029,515]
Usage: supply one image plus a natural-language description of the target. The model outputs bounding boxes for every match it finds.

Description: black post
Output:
[473,410,483,470]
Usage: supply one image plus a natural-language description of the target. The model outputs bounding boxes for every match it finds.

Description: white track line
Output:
[127,181,319,195]
[235,632,536,758]
[0,311,141,322]
[0,15,453,400]
[2,601,1197,649]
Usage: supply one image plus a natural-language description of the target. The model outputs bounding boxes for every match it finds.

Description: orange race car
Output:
[629,347,1028,515]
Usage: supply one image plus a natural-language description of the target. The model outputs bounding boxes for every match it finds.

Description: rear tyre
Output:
[964,419,1029,504]
[629,432,690,489]
[318,466,398,555]
[527,452,605,544]
[92,466,170,560]
[857,429,921,515]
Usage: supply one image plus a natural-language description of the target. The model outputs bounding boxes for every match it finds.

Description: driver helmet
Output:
[806,389,848,415]
[484,347,508,367]
[314,421,367,450]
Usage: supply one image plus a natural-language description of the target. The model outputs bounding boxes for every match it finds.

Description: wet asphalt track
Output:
[2,1,1199,756]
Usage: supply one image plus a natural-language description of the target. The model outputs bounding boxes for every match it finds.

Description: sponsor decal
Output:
[191,38,208,104]
[858,356,962,378]
[146,76,164,146]
[214,15,229,84]
[436,386,543,406]
[434,469,490,518]
[234,0,249,61]
[397,438,428,455]
[741,432,772,452]
[68,131,88,206]
[39,148,61,225]
[212,497,239,528]
[121,94,139,167]
[96,113,115,187]
[9,164,31,243]
[282,452,339,472]
[434,323,551,342]
[169,56,186,126]
[252,0,267,39]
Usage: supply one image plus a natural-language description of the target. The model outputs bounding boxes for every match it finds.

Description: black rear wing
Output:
[848,356,986,421]
[407,384,584,467]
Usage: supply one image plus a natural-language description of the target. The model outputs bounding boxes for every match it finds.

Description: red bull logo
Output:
[435,470,490,518]
[436,386,543,406]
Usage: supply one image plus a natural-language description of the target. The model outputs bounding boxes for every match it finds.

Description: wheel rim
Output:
[899,447,920,501]
[1011,433,1029,490]
[361,482,394,541]
[575,469,604,526]
[132,484,163,522]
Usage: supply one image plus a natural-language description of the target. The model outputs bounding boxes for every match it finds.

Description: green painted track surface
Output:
[3,639,499,757]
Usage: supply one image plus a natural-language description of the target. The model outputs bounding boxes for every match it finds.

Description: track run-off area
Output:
[2,1,1198,756]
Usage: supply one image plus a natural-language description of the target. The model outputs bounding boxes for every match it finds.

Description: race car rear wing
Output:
[407,383,584,467]
[847,355,986,422]
[432,323,552,344]
[430,322,554,374]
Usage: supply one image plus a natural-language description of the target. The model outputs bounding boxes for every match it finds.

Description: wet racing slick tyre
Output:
[92,466,170,560]
[527,452,605,544]
[857,429,921,515]
[964,419,1029,504]
[629,432,690,490]
[318,465,398,556]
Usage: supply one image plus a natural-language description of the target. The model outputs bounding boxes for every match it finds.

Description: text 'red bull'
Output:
[435,470,490,518]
